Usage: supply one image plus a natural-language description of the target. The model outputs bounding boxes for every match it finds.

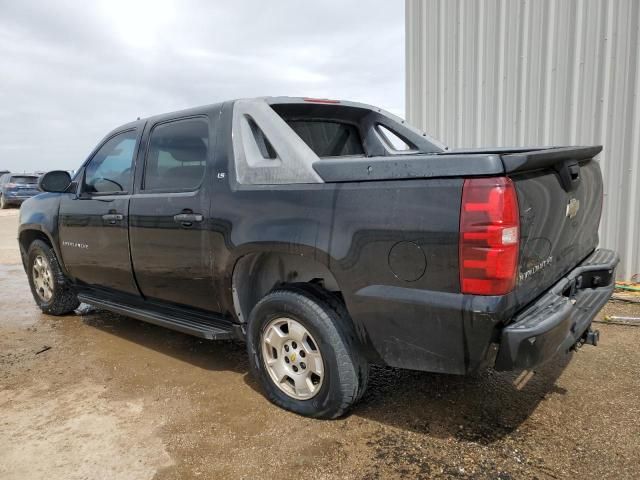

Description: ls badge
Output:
[566,197,580,219]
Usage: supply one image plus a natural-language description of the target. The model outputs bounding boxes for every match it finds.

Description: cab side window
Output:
[143,118,208,191]
[84,130,137,194]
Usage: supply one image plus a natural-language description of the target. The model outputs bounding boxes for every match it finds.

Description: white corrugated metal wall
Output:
[406,0,640,280]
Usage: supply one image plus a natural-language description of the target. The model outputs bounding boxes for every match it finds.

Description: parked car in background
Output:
[0,173,41,209]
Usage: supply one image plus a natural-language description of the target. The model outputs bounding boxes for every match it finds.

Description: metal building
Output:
[406,0,640,280]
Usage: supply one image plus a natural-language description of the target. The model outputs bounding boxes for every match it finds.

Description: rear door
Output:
[129,115,218,311]
[59,128,140,294]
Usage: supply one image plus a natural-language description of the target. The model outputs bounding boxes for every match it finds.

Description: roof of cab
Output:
[110,96,388,133]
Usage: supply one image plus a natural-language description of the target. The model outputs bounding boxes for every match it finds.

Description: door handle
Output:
[102,213,124,224]
[173,213,203,224]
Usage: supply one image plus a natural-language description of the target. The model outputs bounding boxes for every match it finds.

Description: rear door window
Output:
[143,117,208,191]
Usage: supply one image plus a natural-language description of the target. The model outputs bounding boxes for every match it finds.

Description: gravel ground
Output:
[1,208,639,479]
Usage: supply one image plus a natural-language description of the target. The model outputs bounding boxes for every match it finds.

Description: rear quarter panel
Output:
[329,179,462,292]
[329,179,467,372]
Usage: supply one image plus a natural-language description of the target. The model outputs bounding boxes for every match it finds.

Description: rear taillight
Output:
[459,177,520,295]
[6,183,16,188]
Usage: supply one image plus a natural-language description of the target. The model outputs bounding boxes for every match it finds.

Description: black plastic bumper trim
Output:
[494,248,619,371]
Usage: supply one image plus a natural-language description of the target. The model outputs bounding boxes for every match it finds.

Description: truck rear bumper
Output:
[494,249,619,371]
[349,249,618,375]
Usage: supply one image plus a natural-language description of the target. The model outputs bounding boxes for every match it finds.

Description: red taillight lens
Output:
[459,177,520,295]
[6,183,16,188]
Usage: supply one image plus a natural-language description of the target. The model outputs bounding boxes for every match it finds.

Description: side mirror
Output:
[38,170,72,193]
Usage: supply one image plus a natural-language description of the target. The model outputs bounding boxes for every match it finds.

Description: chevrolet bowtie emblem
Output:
[566,197,580,219]
[290,353,297,362]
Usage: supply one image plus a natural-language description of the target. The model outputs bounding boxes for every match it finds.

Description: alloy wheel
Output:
[32,255,54,302]
[261,317,325,400]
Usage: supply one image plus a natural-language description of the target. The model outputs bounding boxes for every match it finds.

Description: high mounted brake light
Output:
[459,177,520,295]
[302,97,341,104]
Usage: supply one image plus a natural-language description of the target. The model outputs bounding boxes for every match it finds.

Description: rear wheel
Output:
[0,194,9,209]
[247,287,368,419]
[26,240,79,315]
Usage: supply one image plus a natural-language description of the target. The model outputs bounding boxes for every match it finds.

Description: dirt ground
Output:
[1,208,639,480]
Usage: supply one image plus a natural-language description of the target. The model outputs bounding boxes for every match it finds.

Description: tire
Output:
[247,286,369,419]
[0,194,9,209]
[26,239,80,315]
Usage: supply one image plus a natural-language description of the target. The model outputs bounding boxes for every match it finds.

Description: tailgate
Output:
[503,146,604,307]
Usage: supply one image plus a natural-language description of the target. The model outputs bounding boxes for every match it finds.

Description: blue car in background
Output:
[0,173,41,209]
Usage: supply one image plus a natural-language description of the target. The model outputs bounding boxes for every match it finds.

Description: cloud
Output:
[0,0,404,172]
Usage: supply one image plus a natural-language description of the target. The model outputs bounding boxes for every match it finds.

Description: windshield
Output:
[10,176,38,185]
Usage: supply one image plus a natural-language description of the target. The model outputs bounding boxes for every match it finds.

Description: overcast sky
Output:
[0,0,405,173]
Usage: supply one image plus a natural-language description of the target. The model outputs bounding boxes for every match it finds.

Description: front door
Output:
[58,128,140,295]
[129,115,218,311]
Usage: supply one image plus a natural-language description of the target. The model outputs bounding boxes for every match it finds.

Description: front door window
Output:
[84,130,137,194]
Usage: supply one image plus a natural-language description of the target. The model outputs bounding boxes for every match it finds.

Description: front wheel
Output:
[247,287,368,419]
[26,240,80,315]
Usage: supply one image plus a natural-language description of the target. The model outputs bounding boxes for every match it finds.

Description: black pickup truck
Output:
[19,97,618,418]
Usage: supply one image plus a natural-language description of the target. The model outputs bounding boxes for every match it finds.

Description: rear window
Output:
[286,120,364,157]
[11,176,38,184]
